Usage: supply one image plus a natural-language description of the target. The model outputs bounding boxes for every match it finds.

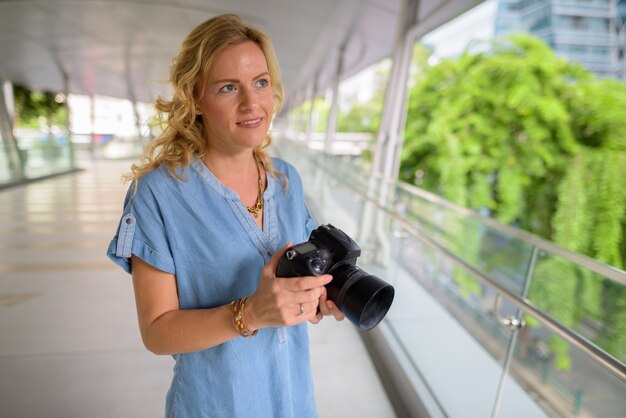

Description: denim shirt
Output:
[107,156,318,418]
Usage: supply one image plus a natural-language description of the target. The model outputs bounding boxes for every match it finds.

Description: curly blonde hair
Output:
[125,14,286,186]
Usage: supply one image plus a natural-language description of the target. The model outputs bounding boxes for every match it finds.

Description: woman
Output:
[107,13,343,418]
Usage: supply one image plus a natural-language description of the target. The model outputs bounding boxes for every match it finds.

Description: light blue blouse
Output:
[107,156,318,418]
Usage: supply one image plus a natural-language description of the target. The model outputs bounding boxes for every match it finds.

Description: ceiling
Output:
[0,0,480,107]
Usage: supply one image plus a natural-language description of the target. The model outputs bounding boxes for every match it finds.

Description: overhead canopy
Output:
[0,0,479,106]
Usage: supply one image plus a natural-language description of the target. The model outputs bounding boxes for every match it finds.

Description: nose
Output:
[239,86,256,111]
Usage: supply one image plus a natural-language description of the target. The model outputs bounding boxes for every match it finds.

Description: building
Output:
[618,0,626,78]
[495,0,624,79]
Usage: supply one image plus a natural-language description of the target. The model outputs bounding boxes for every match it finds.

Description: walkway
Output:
[0,158,395,418]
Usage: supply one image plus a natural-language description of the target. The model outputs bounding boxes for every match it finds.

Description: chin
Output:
[237,133,268,149]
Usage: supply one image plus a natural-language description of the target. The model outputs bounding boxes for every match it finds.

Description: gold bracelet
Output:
[231,297,258,338]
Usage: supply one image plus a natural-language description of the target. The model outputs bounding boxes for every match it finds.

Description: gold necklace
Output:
[246,158,263,218]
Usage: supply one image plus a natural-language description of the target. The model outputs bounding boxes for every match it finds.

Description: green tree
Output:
[401,34,626,366]
[13,85,67,133]
[337,60,390,134]
[312,97,330,133]
[337,99,382,133]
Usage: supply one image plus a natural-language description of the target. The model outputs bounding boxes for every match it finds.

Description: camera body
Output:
[276,224,394,331]
[277,224,359,277]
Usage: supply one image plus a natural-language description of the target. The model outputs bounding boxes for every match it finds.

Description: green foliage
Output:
[292,100,312,133]
[291,97,330,134]
[337,60,389,134]
[452,268,481,299]
[312,97,330,133]
[529,258,577,321]
[401,33,626,365]
[337,99,382,133]
[13,85,67,130]
[597,283,626,359]
[451,219,483,298]
[402,35,585,221]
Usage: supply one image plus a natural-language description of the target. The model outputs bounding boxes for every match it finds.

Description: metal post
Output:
[574,389,583,416]
[491,246,538,418]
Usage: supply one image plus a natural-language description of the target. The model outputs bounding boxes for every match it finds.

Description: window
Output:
[571,16,588,30]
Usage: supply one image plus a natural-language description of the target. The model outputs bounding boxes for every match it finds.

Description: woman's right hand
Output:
[245,243,333,330]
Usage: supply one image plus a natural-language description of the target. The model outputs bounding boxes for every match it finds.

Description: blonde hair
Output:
[125,14,286,186]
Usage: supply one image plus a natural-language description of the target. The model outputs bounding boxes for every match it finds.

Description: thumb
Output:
[266,242,292,274]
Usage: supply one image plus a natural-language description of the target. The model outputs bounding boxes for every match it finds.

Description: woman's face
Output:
[199,41,275,154]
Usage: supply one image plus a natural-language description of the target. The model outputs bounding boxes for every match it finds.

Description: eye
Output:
[218,84,236,93]
[255,79,270,88]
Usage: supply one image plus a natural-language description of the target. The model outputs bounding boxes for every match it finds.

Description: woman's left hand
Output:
[309,285,345,324]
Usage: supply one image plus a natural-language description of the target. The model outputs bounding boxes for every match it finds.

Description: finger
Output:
[265,242,292,275]
[307,302,322,324]
[318,286,331,316]
[296,302,316,325]
[297,302,306,317]
[300,286,325,304]
[325,300,345,321]
[309,312,323,324]
[281,274,332,292]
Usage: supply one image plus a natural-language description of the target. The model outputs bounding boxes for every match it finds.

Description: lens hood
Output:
[327,262,395,331]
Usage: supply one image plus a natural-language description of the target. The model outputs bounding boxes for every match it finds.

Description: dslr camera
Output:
[276,224,394,331]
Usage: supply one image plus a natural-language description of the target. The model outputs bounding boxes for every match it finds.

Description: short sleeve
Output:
[107,178,175,275]
[304,206,317,237]
[278,157,318,238]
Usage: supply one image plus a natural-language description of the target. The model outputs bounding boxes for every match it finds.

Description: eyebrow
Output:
[211,72,270,85]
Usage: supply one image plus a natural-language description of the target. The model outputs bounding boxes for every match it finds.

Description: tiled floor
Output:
[0,158,395,418]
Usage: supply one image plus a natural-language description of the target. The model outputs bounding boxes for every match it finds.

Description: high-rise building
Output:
[617,0,626,78]
[495,0,622,79]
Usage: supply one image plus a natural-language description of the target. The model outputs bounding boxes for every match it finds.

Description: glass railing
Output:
[70,134,147,160]
[1,132,147,187]
[1,131,76,186]
[274,137,626,418]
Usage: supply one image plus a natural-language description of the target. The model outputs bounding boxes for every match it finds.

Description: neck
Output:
[202,149,258,183]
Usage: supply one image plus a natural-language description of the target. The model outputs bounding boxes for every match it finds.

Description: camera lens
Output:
[326,262,394,331]
[310,258,324,275]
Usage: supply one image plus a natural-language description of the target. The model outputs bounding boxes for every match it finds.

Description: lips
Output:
[237,117,263,126]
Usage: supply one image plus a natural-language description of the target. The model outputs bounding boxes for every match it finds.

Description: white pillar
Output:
[0,80,24,179]
[3,81,14,121]
[325,44,346,155]
[372,0,419,179]
[132,100,145,146]
[61,70,76,166]
[358,0,419,266]
[89,94,97,157]
[306,72,320,144]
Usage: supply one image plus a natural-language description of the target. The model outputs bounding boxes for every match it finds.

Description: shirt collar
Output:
[191,155,276,200]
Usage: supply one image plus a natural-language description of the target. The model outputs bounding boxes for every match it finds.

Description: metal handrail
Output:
[372,199,626,383]
[310,148,626,286]
[394,180,626,286]
[302,146,626,383]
